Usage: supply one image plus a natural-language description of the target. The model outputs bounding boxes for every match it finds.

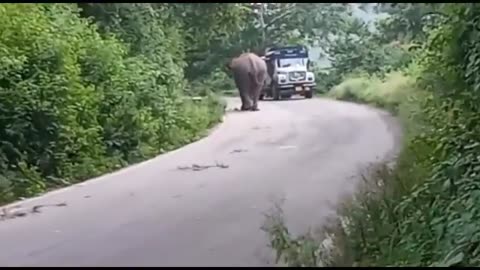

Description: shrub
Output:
[327,71,415,113]
[187,68,236,97]
[0,4,224,204]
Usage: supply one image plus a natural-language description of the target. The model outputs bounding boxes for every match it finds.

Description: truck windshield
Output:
[278,58,306,68]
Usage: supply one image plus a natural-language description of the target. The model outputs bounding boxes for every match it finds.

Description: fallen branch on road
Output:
[230,149,248,154]
[177,162,229,171]
[0,202,68,221]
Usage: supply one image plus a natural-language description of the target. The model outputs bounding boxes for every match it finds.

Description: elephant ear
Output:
[225,58,235,70]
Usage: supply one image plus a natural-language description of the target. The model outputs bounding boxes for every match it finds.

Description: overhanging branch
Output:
[263,4,297,30]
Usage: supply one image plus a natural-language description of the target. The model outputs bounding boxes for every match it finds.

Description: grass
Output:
[327,71,415,114]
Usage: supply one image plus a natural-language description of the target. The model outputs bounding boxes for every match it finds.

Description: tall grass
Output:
[327,71,415,114]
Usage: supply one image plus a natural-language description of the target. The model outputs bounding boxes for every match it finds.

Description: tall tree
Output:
[373,3,442,43]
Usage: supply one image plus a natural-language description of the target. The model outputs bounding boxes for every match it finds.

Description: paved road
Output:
[0,97,400,267]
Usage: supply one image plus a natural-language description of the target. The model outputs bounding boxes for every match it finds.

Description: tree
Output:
[373,3,443,43]
[165,3,252,80]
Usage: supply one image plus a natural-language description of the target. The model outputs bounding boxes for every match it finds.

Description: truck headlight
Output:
[307,72,315,82]
[278,74,287,84]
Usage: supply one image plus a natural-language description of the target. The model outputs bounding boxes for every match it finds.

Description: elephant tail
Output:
[247,56,266,86]
[248,71,260,87]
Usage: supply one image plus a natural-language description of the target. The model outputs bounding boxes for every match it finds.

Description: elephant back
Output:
[231,53,267,86]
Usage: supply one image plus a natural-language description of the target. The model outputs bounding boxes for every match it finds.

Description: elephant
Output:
[226,52,267,111]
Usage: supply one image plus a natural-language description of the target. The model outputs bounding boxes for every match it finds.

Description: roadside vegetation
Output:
[263,3,480,267]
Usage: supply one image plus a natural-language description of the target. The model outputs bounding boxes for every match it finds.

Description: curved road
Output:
[0,97,400,266]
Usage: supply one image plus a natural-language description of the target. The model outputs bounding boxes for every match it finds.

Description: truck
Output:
[260,45,316,100]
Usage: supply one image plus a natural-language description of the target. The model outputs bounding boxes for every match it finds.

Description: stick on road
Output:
[0,97,400,266]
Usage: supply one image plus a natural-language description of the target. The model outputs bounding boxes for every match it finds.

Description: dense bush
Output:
[327,71,415,113]
[321,32,415,91]
[323,4,480,266]
[187,69,237,97]
[0,4,224,204]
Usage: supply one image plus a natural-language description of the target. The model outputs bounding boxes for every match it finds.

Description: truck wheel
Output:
[273,86,280,100]
[305,91,313,99]
[259,94,264,100]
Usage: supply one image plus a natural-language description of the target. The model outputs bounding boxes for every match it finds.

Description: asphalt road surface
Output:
[0,97,401,267]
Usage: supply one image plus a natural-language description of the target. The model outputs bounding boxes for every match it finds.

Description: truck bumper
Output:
[277,83,316,95]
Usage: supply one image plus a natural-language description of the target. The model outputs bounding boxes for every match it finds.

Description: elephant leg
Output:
[240,87,254,111]
[250,84,262,111]
[243,95,253,111]
[240,84,253,111]
[234,73,251,111]
[241,101,251,111]
[239,89,250,111]
[250,72,266,111]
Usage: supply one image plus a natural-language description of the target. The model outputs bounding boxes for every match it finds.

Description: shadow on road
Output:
[261,96,312,102]
[224,95,316,114]
[225,108,258,114]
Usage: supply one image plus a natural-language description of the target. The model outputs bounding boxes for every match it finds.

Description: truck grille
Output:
[288,71,306,82]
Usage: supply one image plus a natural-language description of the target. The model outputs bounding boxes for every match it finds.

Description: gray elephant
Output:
[226,53,267,111]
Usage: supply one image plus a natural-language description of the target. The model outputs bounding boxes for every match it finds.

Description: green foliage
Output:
[262,206,325,267]
[328,72,415,113]
[355,4,480,266]
[315,5,418,92]
[163,3,251,80]
[313,69,340,94]
[266,3,480,267]
[373,3,440,43]
[187,69,236,97]
[0,3,224,204]
[204,3,354,59]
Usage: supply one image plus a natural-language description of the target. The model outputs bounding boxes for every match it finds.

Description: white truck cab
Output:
[261,46,316,100]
